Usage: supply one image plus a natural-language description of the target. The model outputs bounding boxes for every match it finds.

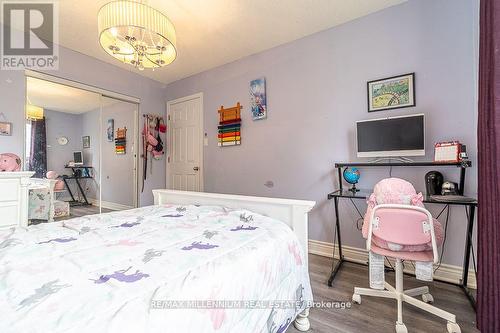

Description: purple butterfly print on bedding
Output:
[38,237,77,244]
[181,241,219,250]
[91,267,150,284]
[230,225,258,231]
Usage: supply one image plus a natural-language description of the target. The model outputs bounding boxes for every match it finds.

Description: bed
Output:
[0,189,315,333]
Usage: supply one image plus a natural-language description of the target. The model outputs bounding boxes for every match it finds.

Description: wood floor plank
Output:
[287,255,478,333]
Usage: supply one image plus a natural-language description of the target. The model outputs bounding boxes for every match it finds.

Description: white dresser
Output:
[0,171,34,228]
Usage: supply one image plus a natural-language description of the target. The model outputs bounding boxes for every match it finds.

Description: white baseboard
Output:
[88,198,134,211]
[308,239,476,289]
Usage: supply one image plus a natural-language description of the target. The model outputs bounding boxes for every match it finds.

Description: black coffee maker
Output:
[425,171,444,196]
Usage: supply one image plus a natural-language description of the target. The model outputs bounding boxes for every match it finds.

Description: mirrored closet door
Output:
[25,76,138,223]
[99,96,138,211]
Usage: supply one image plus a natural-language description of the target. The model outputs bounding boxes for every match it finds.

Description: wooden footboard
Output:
[153,189,315,267]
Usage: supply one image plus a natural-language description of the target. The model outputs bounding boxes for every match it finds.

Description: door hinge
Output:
[168,115,170,121]
[167,156,170,163]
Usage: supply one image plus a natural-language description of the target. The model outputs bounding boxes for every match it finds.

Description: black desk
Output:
[62,166,93,206]
[327,161,477,310]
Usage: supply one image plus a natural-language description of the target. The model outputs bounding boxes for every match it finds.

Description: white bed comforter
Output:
[0,204,312,333]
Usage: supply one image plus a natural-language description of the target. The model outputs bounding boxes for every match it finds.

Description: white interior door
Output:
[167,93,203,191]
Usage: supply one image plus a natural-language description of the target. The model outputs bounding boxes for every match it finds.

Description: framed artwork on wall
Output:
[82,136,90,148]
[250,77,267,120]
[367,72,415,112]
[0,122,12,136]
[107,119,114,142]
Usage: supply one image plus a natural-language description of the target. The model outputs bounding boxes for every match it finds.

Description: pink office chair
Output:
[352,204,461,333]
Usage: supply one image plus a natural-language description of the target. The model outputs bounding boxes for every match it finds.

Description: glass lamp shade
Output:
[26,104,44,120]
[98,1,177,70]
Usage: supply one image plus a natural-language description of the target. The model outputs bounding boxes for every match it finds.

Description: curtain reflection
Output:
[28,117,47,178]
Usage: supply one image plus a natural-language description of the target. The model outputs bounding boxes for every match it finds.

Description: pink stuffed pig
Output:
[0,153,21,172]
[362,178,444,251]
[46,170,65,191]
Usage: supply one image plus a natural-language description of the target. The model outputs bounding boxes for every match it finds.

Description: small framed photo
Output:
[367,73,415,112]
[0,122,12,136]
[82,136,90,149]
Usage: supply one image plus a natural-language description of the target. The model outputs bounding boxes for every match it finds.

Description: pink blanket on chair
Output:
[362,178,444,252]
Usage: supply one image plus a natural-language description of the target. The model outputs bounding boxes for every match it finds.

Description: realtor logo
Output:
[1,0,59,70]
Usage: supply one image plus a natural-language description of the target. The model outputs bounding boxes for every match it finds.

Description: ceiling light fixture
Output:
[26,104,44,120]
[98,0,177,70]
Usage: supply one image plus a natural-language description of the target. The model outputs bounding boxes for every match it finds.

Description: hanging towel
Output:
[218,124,241,130]
[218,136,241,142]
[218,132,240,138]
[218,140,241,147]
[219,118,242,125]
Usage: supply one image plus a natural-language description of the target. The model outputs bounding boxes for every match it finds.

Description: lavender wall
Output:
[0,43,166,205]
[165,0,479,266]
[44,110,83,176]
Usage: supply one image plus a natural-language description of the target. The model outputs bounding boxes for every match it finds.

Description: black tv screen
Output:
[356,114,425,157]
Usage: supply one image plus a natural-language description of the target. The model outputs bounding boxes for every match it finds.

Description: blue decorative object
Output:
[343,167,360,192]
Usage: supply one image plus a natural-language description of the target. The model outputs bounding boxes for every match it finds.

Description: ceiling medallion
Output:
[98,0,177,70]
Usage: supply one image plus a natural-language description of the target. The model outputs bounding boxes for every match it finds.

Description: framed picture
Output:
[250,77,267,120]
[367,73,415,112]
[0,122,12,136]
[107,119,114,142]
[82,136,90,149]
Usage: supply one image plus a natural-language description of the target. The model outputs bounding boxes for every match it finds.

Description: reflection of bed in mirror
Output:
[28,178,70,222]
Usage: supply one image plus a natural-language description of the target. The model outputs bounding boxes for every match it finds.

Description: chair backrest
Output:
[372,207,430,246]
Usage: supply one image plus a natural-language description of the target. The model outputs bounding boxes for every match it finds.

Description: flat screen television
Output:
[356,114,425,158]
[73,151,83,165]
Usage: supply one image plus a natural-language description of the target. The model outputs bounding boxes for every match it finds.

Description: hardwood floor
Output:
[55,204,114,221]
[287,255,478,333]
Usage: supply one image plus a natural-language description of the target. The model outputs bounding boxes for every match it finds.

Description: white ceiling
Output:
[27,77,116,114]
[54,0,405,84]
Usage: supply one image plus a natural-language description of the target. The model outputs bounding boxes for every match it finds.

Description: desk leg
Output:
[328,196,344,287]
[74,178,89,205]
[63,178,76,203]
[461,205,476,310]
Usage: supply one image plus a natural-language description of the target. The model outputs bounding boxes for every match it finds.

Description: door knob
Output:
[193,167,199,171]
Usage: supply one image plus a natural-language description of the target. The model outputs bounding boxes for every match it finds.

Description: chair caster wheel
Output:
[395,323,408,333]
[447,322,461,333]
[422,293,434,303]
[352,294,361,304]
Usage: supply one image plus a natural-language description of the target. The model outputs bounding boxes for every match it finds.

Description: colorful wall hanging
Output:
[250,77,267,120]
[115,127,127,154]
[218,103,241,147]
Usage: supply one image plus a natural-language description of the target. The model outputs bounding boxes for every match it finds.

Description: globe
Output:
[343,167,360,192]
